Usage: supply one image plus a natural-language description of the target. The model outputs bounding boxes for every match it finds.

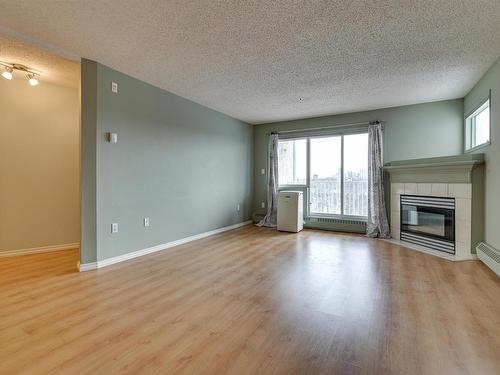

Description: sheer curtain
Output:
[257,133,279,227]
[367,123,390,238]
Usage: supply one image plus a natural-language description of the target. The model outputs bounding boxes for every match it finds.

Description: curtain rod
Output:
[267,120,381,135]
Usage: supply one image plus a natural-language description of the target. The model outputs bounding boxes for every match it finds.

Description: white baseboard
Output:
[79,220,252,272]
[0,242,79,257]
[78,261,98,272]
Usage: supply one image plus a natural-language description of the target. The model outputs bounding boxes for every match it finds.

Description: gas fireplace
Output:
[400,195,455,254]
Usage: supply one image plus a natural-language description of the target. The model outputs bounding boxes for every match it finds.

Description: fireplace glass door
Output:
[401,204,454,242]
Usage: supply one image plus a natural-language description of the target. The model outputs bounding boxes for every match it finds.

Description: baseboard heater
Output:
[476,242,500,277]
[308,217,366,226]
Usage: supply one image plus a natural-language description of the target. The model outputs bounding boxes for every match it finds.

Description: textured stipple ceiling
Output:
[0,1,499,124]
[0,35,79,88]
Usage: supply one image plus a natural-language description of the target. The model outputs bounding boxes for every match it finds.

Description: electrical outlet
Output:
[144,217,150,227]
[237,204,240,211]
[261,202,265,209]
[111,223,118,233]
[111,81,118,93]
[261,168,265,175]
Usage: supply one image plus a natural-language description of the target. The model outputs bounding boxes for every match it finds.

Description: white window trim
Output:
[278,131,368,219]
[464,95,491,153]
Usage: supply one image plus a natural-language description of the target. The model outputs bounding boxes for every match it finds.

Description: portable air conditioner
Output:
[277,191,303,232]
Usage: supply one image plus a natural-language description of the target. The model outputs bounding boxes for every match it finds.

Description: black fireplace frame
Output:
[400,194,456,254]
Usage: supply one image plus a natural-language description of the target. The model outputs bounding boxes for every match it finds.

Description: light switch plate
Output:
[261,202,265,208]
[111,81,118,93]
[261,168,265,175]
[144,217,150,227]
[107,132,118,143]
[111,223,118,233]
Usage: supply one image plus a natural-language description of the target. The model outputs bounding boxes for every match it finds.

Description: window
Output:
[278,139,307,185]
[465,99,490,151]
[343,133,368,216]
[310,136,342,214]
[278,132,368,218]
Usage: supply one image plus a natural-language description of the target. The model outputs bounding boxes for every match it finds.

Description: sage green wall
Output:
[253,99,464,217]
[81,60,253,264]
[80,60,98,264]
[464,56,500,251]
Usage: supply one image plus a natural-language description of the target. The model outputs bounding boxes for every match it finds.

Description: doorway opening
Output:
[0,35,81,273]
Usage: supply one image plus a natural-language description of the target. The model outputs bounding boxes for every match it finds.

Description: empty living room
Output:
[1,1,500,374]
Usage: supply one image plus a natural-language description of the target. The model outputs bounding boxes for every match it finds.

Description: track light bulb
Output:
[2,68,13,80]
[27,73,39,86]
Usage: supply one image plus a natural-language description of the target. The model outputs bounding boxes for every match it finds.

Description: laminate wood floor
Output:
[1,225,499,375]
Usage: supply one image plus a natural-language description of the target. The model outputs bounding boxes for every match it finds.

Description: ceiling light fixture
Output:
[0,62,41,86]
[27,73,39,86]
[2,67,13,80]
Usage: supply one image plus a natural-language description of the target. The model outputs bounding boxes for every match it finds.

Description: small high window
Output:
[465,99,490,151]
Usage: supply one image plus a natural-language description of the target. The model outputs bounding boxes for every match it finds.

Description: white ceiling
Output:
[0,35,79,88]
[0,1,499,124]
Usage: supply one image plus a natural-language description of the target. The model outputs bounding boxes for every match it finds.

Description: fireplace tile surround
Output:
[384,154,485,261]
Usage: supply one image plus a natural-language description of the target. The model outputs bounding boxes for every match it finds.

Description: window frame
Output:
[277,129,368,221]
[464,95,491,153]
